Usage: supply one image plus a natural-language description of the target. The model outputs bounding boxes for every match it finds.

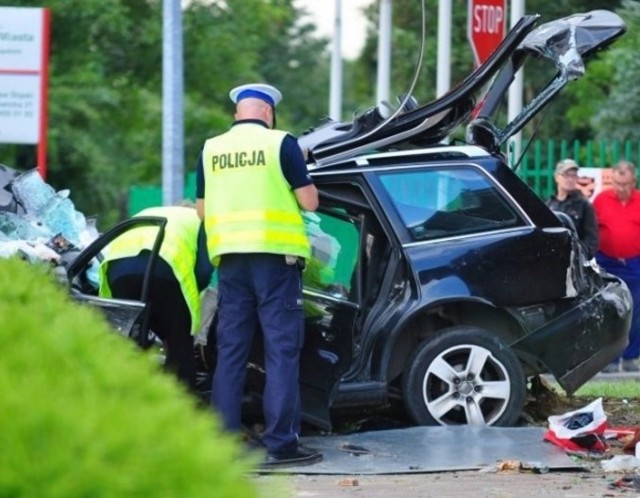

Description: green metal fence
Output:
[128,172,197,215]
[517,138,639,200]
[128,140,640,215]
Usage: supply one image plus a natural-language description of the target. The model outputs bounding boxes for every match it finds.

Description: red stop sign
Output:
[468,0,507,66]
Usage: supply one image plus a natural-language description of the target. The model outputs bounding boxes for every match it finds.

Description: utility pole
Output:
[329,0,343,121]
[508,0,525,164]
[436,0,451,97]
[162,0,184,206]
[376,0,392,105]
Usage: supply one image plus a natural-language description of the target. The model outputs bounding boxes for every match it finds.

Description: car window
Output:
[378,167,523,241]
[303,210,360,301]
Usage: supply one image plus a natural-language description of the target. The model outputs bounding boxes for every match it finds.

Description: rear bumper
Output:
[513,279,632,394]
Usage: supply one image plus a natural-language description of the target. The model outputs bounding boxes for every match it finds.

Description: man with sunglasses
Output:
[546,158,598,258]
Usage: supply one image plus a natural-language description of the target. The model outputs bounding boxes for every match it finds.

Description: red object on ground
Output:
[621,428,640,454]
[543,426,608,454]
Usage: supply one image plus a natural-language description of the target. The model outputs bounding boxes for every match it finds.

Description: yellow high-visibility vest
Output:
[98,206,201,334]
[201,123,310,263]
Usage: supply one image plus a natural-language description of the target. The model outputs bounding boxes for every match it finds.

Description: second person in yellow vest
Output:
[99,205,213,390]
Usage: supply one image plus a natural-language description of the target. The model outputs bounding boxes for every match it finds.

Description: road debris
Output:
[610,474,640,490]
[337,478,359,487]
[479,460,549,474]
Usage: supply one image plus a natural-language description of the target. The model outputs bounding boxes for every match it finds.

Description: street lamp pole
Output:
[508,0,525,164]
[437,0,452,97]
[376,0,392,105]
[329,0,343,121]
[162,0,184,206]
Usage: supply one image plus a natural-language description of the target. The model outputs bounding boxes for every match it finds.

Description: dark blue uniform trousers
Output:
[596,253,640,360]
[107,257,196,388]
[212,253,304,454]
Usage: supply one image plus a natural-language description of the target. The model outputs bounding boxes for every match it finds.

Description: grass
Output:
[541,375,640,400]
[0,258,271,498]
[528,376,640,426]
[573,380,640,399]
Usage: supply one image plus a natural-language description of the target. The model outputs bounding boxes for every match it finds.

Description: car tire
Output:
[402,326,526,426]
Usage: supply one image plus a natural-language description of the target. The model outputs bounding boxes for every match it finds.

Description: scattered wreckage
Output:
[0,164,98,266]
[1,10,632,432]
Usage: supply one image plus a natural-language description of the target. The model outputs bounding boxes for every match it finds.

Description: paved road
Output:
[257,468,625,498]
[255,372,639,497]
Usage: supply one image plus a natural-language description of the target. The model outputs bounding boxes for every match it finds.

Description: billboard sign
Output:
[0,7,50,148]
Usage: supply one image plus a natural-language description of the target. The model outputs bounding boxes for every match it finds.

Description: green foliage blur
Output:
[0,0,635,228]
[0,0,331,229]
[584,0,640,142]
[574,379,640,399]
[0,257,272,498]
[354,0,627,144]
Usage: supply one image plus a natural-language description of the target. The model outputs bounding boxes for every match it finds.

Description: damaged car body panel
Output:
[512,278,632,394]
[298,15,542,164]
[468,10,626,153]
[308,151,630,420]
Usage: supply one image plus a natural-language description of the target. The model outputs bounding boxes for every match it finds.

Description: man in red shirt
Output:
[593,160,640,372]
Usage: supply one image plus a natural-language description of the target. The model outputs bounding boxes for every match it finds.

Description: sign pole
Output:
[162,0,184,206]
[329,0,342,121]
[37,8,50,179]
[436,0,452,97]
[508,0,525,164]
[376,0,392,105]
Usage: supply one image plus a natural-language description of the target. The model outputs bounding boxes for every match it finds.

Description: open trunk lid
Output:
[300,10,625,169]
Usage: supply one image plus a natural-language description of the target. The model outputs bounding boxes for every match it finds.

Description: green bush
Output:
[0,258,271,498]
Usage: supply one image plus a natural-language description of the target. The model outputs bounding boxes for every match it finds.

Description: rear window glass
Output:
[378,167,524,241]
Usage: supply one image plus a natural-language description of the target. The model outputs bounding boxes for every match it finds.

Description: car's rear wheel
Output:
[402,326,525,426]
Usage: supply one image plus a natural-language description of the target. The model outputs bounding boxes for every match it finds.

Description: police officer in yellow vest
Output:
[99,206,213,389]
[195,83,321,467]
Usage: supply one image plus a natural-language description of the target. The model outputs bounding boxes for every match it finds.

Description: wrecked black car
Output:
[57,10,631,430]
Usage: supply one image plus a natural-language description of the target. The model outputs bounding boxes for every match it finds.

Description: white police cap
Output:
[229,83,282,107]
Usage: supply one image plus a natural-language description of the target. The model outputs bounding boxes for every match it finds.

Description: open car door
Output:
[299,207,363,430]
[65,216,168,348]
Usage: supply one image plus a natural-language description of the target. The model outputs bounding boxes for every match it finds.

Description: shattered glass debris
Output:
[11,169,59,216]
[0,164,99,265]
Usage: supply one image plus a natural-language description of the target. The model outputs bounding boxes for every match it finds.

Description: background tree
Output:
[0,0,330,227]
[351,0,624,144]
[2,0,164,226]
[0,0,631,228]
[353,0,474,109]
[584,0,640,142]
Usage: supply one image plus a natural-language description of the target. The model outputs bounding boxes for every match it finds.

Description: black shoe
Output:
[261,445,323,468]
